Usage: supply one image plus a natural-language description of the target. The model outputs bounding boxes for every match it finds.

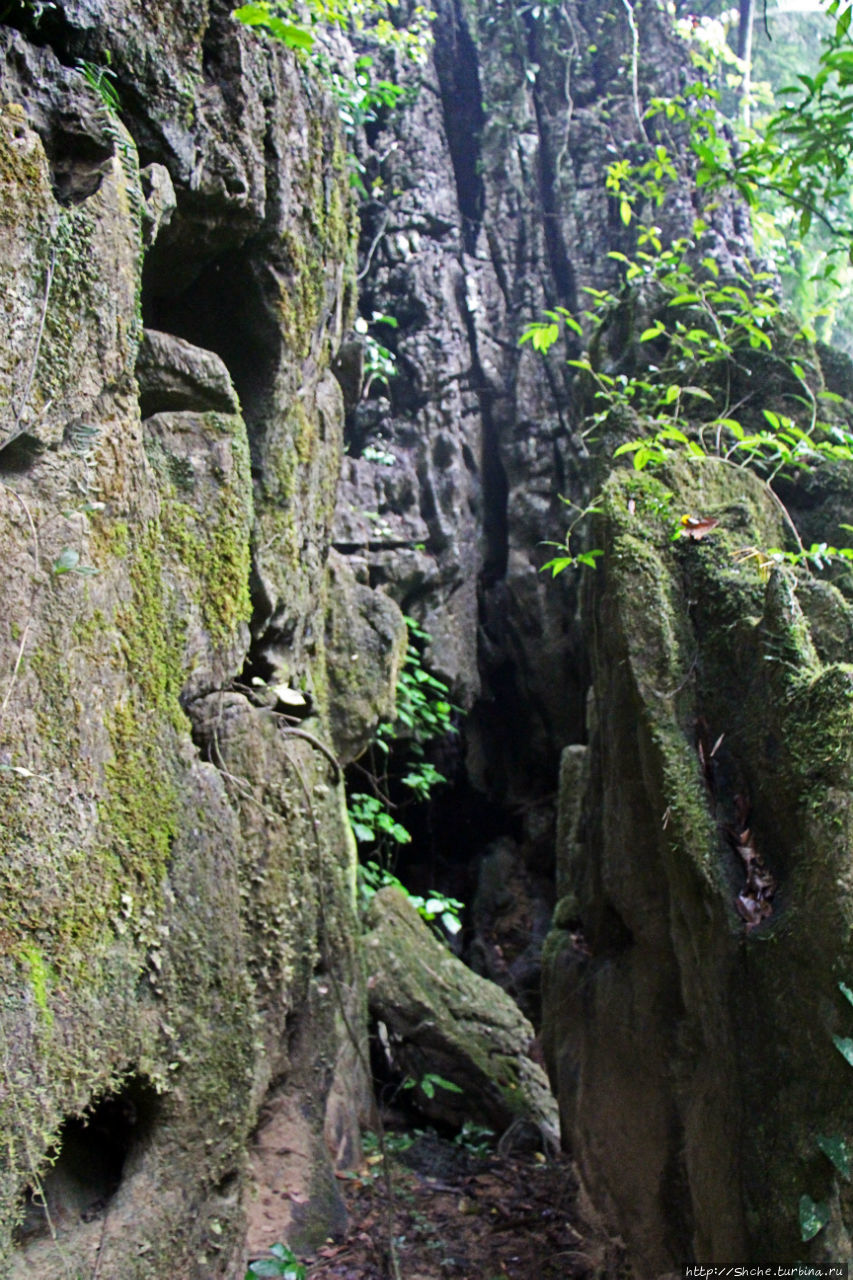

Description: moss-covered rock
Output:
[543,457,853,1270]
[364,888,558,1145]
[0,13,365,1278]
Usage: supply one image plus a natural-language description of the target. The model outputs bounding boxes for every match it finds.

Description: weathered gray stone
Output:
[137,329,240,416]
[324,549,407,765]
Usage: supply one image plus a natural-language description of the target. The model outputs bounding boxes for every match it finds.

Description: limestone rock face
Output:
[364,888,558,1146]
[543,461,853,1270]
[0,9,382,1277]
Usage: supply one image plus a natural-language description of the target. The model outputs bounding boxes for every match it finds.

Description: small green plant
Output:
[355,312,398,396]
[349,795,411,846]
[347,616,457,850]
[244,1242,305,1279]
[453,1120,494,1155]
[51,547,98,578]
[362,1127,416,1159]
[357,859,463,936]
[402,1072,463,1100]
[77,58,121,113]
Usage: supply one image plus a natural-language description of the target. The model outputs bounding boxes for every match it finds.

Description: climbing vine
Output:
[523,48,853,577]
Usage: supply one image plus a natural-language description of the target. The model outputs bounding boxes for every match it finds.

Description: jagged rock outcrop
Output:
[0,8,397,1276]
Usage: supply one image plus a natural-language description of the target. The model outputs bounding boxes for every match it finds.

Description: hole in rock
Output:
[142,242,280,447]
[13,1074,160,1248]
[0,0,74,51]
[0,434,45,475]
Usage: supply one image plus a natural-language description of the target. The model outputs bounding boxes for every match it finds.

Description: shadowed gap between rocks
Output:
[431,0,485,257]
[13,1074,160,1254]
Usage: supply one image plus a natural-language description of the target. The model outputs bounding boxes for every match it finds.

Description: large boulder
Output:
[364,888,558,1146]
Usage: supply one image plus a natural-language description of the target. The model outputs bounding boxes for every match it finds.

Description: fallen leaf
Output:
[680,514,720,540]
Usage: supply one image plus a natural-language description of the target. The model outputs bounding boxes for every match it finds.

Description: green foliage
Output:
[233,2,314,49]
[524,82,853,577]
[453,1120,494,1155]
[347,616,456,845]
[357,860,463,936]
[349,794,411,845]
[402,1071,463,1099]
[234,0,430,198]
[355,310,398,394]
[796,979,853,1242]
[347,616,462,934]
[76,59,121,113]
[673,3,853,348]
[232,0,434,63]
[799,1194,831,1243]
[244,1243,306,1280]
[817,1133,851,1181]
[51,547,98,577]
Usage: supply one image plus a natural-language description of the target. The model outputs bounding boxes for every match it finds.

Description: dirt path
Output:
[306,1128,633,1280]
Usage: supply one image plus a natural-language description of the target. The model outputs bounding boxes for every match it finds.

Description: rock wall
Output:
[543,457,853,1270]
[0,5,400,1275]
[332,0,695,1027]
[6,0,853,1272]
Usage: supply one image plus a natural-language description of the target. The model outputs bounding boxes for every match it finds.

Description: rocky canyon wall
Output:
[4,0,853,1274]
[0,3,404,1274]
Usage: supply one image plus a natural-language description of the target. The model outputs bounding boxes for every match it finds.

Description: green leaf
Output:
[619,199,632,226]
[52,547,79,575]
[639,324,664,342]
[799,1195,830,1242]
[817,1133,851,1181]
[833,1034,853,1068]
[682,386,714,401]
[246,1261,290,1278]
[839,980,853,1008]
[541,556,575,576]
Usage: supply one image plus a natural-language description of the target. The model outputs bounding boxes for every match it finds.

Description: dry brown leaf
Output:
[680,515,720,540]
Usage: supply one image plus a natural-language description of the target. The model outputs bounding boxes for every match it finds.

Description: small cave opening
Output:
[0,434,45,476]
[13,1073,160,1250]
[0,0,75,52]
[141,233,281,450]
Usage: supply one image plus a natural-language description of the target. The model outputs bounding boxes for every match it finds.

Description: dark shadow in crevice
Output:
[13,1074,160,1250]
[141,242,281,462]
[431,0,485,256]
[0,0,75,54]
[0,434,45,475]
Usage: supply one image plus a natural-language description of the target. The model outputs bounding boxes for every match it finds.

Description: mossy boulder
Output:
[0,15,364,1279]
[364,888,558,1145]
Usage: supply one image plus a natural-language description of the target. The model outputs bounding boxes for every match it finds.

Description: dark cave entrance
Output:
[13,1074,160,1250]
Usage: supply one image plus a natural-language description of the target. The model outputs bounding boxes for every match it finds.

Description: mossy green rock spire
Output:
[543,459,853,1269]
